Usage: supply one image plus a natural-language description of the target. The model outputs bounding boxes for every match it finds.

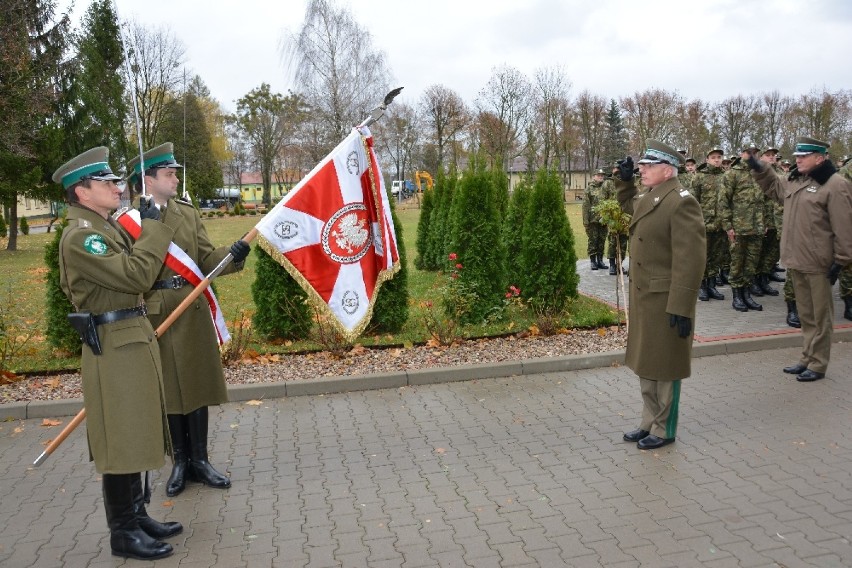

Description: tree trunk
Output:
[6,199,18,251]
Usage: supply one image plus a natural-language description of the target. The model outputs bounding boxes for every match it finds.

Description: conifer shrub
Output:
[251,246,311,340]
[19,216,29,236]
[368,200,409,333]
[44,218,80,354]
[414,180,435,270]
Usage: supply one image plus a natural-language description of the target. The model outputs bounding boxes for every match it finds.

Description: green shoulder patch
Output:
[83,233,109,256]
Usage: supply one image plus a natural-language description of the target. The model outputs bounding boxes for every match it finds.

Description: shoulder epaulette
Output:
[77,218,92,229]
[174,197,194,207]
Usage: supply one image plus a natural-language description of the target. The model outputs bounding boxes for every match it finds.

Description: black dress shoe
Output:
[783,363,808,374]
[797,369,825,382]
[623,429,650,442]
[637,434,675,450]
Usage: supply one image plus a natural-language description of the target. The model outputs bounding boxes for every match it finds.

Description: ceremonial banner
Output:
[255,126,400,340]
[115,208,231,344]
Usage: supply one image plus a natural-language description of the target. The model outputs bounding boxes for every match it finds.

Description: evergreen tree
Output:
[520,170,578,314]
[368,198,409,333]
[251,247,312,340]
[448,158,505,322]
[19,216,29,235]
[44,218,80,354]
[414,176,435,270]
[427,169,456,269]
[503,179,532,277]
[602,99,628,167]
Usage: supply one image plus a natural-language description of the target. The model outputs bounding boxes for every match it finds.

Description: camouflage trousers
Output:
[585,223,607,256]
[758,230,780,275]
[728,234,762,288]
[704,230,728,278]
[607,233,627,260]
[841,264,852,298]
[784,277,795,302]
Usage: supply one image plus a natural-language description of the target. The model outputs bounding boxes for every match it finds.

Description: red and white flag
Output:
[255,126,400,340]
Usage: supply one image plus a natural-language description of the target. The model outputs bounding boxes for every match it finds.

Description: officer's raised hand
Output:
[229,240,250,263]
[138,195,160,221]
[618,156,634,181]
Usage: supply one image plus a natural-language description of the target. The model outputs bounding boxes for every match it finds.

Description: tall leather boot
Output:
[758,274,779,296]
[590,256,598,271]
[130,473,182,539]
[166,414,190,497]
[844,296,852,321]
[749,276,764,297]
[707,277,725,300]
[103,474,173,560]
[595,254,608,270]
[186,407,231,489]
[742,286,763,311]
[732,287,748,312]
[698,278,709,301]
[608,258,617,275]
[786,301,801,328]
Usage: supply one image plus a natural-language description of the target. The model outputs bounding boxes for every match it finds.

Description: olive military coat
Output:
[143,199,243,415]
[59,205,180,473]
[617,176,706,381]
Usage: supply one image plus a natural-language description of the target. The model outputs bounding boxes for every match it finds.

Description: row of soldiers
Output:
[582,148,852,326]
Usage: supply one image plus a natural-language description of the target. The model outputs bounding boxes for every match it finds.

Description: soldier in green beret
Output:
[582,169,609,271]
[614,140,706,450]
[745,136,852,381]
[54,147,185,559]
[128,143,250,496]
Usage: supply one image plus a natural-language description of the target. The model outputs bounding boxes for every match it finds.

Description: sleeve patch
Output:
[83,234,109,255]
[679,190,690,197]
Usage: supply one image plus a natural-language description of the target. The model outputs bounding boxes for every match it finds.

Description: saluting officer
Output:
[55,147,184,560]
[127,143,250,496]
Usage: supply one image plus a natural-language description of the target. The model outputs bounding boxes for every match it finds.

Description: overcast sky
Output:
[58,0,852,113]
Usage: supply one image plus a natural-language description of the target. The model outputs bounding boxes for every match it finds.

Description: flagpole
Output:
[33,88,403,466]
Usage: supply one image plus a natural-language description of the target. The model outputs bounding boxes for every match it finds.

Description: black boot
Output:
[590,256,598,270]
[749,276,764,297]
[166,414,189,497]
[608,258,617,275]
[186,407,231,489]
[103,474,173,560]
[742,286,763,311]
[719,269,730,285]
[732,287,748,312]
[698,278,709,301]
[769,270,786,282]
[595,254,608,270]
[758,274,779,296]
[844,296,852,321]
[707,278,725,300]
[786,301,801,328]
[130,473,182,539]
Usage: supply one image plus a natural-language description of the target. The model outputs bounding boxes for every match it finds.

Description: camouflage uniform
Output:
[720,161,765,307]
[839,164,852,319]
[691,164,728,279]
[582,179,607,255]
[602,177,627,263]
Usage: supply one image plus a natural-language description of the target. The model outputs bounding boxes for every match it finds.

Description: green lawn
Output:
[0,203,617,373]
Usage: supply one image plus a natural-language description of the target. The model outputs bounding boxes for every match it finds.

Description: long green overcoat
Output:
[143,199,243,415]
[617,177,706,381]
[59,205,180,473]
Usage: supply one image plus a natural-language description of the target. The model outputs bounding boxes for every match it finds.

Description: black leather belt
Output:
[93,304,148,325]
[152,275,189,290]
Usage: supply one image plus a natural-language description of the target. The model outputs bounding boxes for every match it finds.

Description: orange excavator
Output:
[414,171,433,192]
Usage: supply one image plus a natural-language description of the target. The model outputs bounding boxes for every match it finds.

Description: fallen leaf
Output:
[45,378,61,389]
[42,438,52,446]
[245,400,263,406]
[434,447,446,454]
[41,418,62,427]
[13,426,24,434]
[349,344,367,356]
[162,500,174,507]
[597,328,607,337]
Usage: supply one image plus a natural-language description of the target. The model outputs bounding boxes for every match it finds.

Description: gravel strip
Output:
[0,328,626,404]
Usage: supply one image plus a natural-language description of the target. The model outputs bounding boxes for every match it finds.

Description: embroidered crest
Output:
[274,220,299,240]
[341,290,360,315]
[322,203,373,264]
[654,196,660,203]
[806,185,818,193]
[83,234,108,256]
[346,151,360,175]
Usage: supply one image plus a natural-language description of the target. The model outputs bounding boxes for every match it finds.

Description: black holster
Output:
[67,312,103,355]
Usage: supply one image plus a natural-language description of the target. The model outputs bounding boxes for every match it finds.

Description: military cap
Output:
[637,139,685,167]
[127,142,183,184]
[781,159,791,166]
[677,148,687,156]
[685,157,696,165]
[594,168,606,175]
[742,142,760,152]
[706,147,724,158]
[52,146,122,189]
[762,146,779,155]
[792,136,830,156]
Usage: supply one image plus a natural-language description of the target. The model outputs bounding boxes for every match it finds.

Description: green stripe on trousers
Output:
[666,380,681,439]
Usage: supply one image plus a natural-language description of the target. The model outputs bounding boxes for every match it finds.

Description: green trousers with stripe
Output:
[639,378,681,439]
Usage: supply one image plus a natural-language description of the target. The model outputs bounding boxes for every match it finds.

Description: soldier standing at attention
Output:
[720,146,765,312]
[752,147,782,297]
[127,143,251,496]
[690,148,727,302]
[836,158,852,321]
[582,168,609,271]
[55,147,185,560]
[615,141,706,450]
[604,165,629,275]
[745,137,852,381]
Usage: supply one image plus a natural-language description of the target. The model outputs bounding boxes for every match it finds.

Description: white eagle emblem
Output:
[331,213,369,253]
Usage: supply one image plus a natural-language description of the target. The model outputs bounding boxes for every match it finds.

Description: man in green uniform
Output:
[690,148,727,301]
[602,168,628,275]
[720,146,765,311]
[582,169,609,271]
[128,143,250,497]
[55,147,184,560]
[615,141,706,450]
[753,147,782,297]
[836,160,852,320]
[746,137,852,381]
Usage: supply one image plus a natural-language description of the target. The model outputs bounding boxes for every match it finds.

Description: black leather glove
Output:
[668,313,692,338]
[828,262,843,285]
[745,154,762,171]
[618,157,634,181]
[138,196,160,221]
[230,240,250,263]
